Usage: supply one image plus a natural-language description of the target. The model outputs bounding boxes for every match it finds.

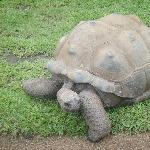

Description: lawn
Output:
[0,0,150,137]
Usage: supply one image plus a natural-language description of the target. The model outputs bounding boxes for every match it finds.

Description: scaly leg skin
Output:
[22,74,63,98]
[79,88,111,142]
[135,90,150,102]
[121,90,150,105]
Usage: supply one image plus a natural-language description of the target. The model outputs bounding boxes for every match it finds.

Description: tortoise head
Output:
[57,87,81,112]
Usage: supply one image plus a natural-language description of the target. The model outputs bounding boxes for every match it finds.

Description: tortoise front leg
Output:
[79,88,111,142]
[22,74,63,98]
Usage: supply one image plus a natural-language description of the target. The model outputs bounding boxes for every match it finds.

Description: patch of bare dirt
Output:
[0,133,150,150]
[3,53,49,64]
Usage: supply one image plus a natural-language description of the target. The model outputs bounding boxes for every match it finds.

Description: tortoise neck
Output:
[62,79,74,89]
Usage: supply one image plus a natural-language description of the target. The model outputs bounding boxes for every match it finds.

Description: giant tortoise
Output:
[23,14,150,142]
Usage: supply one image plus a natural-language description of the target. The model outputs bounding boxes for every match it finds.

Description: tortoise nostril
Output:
[64,102,71,108]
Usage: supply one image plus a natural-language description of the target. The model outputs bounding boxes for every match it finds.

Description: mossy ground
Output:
[0,0,150,137]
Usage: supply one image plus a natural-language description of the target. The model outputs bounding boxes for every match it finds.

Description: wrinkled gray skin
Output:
[22,74,149,142]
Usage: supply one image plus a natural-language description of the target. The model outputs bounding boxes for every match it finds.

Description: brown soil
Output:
[0,133,150,150]
[3,52,49,64]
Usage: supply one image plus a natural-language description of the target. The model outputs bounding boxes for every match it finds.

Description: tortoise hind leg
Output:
[22,74,63,98]
[79,88,111,142]
[130,90,150,104]
[121,90,150,105]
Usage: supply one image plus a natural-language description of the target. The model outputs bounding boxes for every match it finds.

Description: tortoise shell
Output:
[47,14,150,98]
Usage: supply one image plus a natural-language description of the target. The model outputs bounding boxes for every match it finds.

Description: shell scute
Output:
[52,14,150,98]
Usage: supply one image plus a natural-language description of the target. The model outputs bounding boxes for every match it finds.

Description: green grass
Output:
[0,0,150,137]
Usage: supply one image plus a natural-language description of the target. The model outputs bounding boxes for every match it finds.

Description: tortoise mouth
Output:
[46,59,115,93]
